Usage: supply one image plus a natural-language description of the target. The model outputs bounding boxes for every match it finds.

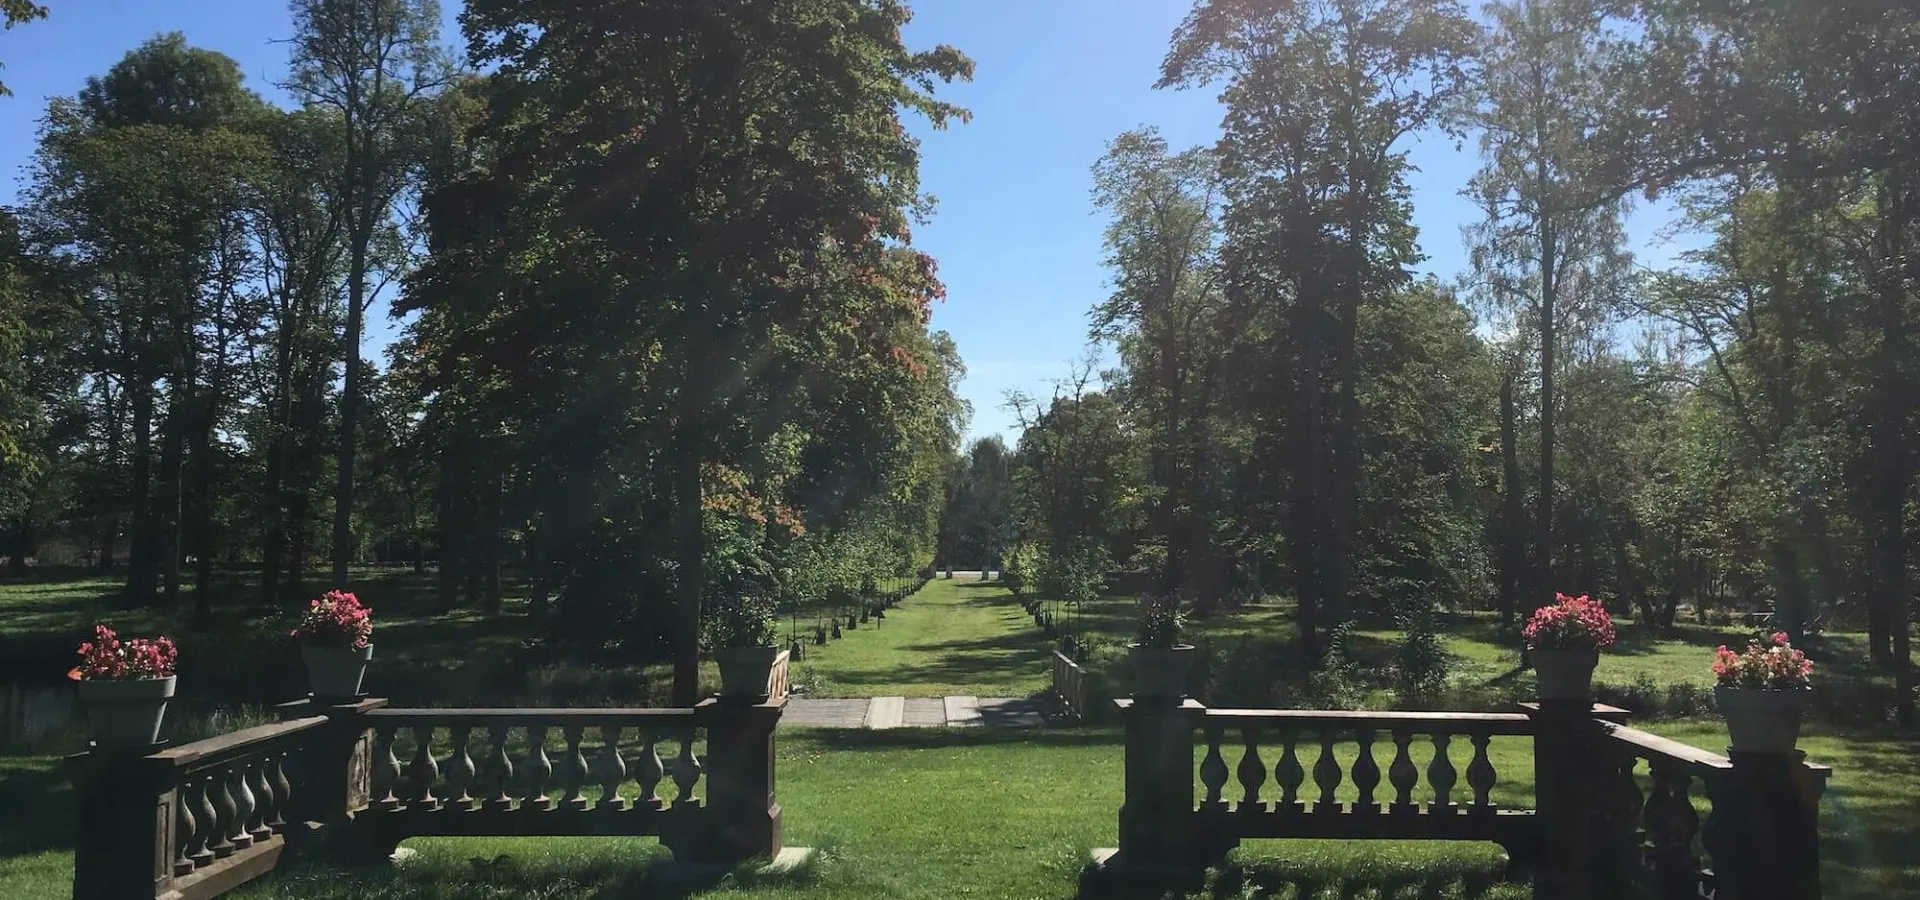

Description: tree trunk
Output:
[483,471,503,614]
[191,392,216,621]
[1497,374,1523,624]
[1291,277,1323,670]
[332,282,363,587]
[436,453,464,612]
[671,428,706,707]
[125,375,157,607]
[158,391,185,609]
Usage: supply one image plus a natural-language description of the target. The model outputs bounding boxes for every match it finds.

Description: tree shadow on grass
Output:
[0,758,74,862]
[252,839,822,900]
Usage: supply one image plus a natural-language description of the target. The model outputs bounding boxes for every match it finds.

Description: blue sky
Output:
[0,1,1682,443]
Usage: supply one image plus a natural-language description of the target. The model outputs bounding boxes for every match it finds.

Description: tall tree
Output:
[1160,0,1475,663]
[1091,128,1222,600]
[287,0,451,586]
[1457,0,1630,617]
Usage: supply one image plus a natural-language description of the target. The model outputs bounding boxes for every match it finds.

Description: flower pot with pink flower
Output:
[1524,593,1616,701]
[292,590,374,701]
[1712,632,1814,754]
[69,624,178,748]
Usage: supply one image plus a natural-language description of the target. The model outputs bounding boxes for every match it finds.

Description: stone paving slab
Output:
[782,696,1046,729]
[903,698,947,726]
[780,698,869,728]
[943,695,983,727]
[976,698,1046,728]
[865,696,905,729]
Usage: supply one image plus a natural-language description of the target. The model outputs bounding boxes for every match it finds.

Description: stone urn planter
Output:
[1532,648,1600,701]
[77,675,176,747]
[1715,687,1811,754]
[1129,644,1195,700]
[715,646,780,701]
[303,643,373,700]
[814,626,828,645]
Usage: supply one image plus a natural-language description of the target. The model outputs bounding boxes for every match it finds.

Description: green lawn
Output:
[5,722,1916,899]
[794,578,1053,698]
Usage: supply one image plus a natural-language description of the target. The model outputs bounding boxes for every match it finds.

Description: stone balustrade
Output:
[1051,651,1091,720]
[1098,698,1834,900]
[69,695,791,899]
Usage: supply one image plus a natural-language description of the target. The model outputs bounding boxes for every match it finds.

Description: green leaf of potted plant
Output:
[1524,593,1615,701]
[1129,592,1193,700]
[69,624,178,748]
[1712,632,1814,754]
[292,590,374,701]
[708,591,779,702]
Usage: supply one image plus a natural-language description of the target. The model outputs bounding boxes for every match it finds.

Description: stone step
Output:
[864,696,905,729]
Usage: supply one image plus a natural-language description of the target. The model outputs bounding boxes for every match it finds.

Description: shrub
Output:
[1135,592,1185,648]
[1393,593,1449,704]
[704,591,778,649]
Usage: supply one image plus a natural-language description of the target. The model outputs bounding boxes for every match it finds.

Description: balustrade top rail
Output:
[155,716,330,771]
[1606,724,1732,770]
[1204,709,1535,735]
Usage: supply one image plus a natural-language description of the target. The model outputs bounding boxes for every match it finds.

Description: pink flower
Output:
[1713,633,1813,689]
[70,624,176,681]
[291,590,374,649]
[1524,593,1617,651]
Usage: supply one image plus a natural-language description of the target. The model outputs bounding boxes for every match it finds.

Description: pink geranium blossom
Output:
[1522,593,1616,651]
[68,624,177,681]
[291,590,373,649]
[1713,631,1813,690]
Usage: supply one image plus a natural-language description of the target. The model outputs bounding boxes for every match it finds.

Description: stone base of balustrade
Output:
[1084,848,1208,889]
[662,845,816,878]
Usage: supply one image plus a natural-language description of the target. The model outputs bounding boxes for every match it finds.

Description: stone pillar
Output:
[69,748,171,900]
[689,697,785,864]
[1715,751,1828,900]
[1525,701,1615,900]
[1112,698,1204,872]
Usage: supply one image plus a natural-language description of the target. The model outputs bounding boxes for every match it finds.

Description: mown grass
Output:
[5,722,1915,899]
[794,577,1053,698]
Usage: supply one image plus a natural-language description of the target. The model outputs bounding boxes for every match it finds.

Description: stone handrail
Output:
[1051,651,1090,720]
[767,651,791,703]
[70,715,332,900]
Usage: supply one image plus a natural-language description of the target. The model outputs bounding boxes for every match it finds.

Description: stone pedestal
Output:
[1524,700,1616,900]
[68,748,170,900]
[1094,698,1205,876]
[1715,750,1828,900]
[688,697,786,864]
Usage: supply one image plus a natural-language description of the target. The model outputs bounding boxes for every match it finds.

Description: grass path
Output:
[792,577,1051,699]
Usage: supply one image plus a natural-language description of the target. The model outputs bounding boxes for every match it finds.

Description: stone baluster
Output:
[562,726,589,810]
[372,725,402,811]
[671,725,702,808]
[208,768,237,858]
[174,780,199,875]
[1465,732,1495,809]
[1236,725,1266,812]
[637,730,665,809]
[1351,729,1381,811]
[1199,721,1229,811]
[523,725,554,810]
[267,752,292,832]
[1428,731,1457,814]
[188,776,218,868]
[247,760,276,843]
[1388,730,1418,814]
[410,725,440,809]
[1274,732,1304,810]
[597,726,628,811]
[1311,728,1342,813]
[445,726,476,810]
[228,765,256,850]
[1645,759,1701,898]
[487,724,515,811]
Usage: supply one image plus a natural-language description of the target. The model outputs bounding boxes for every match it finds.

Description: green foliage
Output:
[1134,591,1186,649]
[701,590,777,650]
